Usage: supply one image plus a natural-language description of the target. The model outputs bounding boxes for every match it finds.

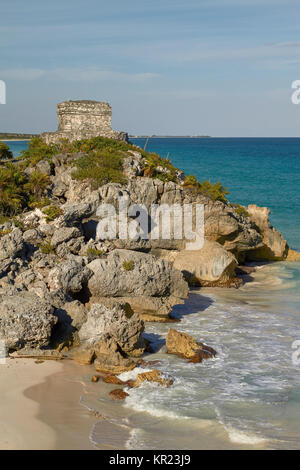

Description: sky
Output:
[1,0,300,136]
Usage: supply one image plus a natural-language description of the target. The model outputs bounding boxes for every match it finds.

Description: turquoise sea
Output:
[6,138,300,449]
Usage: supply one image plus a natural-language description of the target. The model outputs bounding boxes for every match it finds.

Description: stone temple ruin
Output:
[41,100,128,143]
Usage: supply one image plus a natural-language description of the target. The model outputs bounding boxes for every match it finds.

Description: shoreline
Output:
[24,360,130,450]
[0,359,62,450]
[1,262,298,450]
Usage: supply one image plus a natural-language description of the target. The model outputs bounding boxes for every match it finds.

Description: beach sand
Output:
[0,358,62,449]
[0,358,130,450]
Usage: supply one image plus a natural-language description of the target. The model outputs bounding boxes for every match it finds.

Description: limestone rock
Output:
[166,328,216,362]
[286,249,300,261]
[87,249,188,299]
[36,160,52,176]
[173,240,239,287]
[79,303,145,356]
[47,259,92,293]
[131,369,173,388]
[0,229,24,261]
[109,389,129,400]
[0,292,57,350]
[247,204,288,260]
[73,345,95,365]
[103,375,125,385]
[93,335,136,374]
[51,227,82,248]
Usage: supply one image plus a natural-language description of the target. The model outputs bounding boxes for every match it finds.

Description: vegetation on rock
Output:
[122,260,134,271]
[183,174,229,203]
[233,203,250,218]
[0,142,13,160]
[42,205,62,222]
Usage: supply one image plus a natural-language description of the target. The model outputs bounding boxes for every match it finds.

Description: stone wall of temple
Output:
[41,100,127,143]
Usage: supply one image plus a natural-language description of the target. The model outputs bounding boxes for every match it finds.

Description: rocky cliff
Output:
[0,134,292,373]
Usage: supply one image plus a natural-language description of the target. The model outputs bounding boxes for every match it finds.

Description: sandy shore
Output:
[0,358,130,450]
[0,358,62,449]
[0,139,30,141]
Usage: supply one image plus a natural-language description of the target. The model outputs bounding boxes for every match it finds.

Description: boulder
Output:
[0,292,57,350]
[73,345,95,365]
[87,249,188,299]
[51,227,82,248]
[47,259,93,293]
[93,335,136,374]
[247,205,288,260]
[166,328,216,362]
[109,389,129,400]
[0,229,24,261]
[130,369,173,388]
[286,249,300,261]
[173,240,239,287]
[79,303,145,357]
[36,160,52,176]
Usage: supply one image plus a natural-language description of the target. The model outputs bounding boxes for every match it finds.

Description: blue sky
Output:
[1,0,300,136]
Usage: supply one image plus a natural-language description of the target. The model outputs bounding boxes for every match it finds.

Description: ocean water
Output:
[6,138,300,449]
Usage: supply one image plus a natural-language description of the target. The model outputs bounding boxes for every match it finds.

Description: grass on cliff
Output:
[0,162,50,217]
[72,149,127,188]
[183,174,230,203]
[0,142,13,160]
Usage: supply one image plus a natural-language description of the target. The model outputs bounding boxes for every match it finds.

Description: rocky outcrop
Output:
[109,389,129,400]
[93,335,136,374]
[286,249,300,261]
[247,205,288,260]
[0,292,57,350]
[73,302,145,372]
[166,328,216,363]
[129,369,173,388]
[172,240,239,287]
[0,228,24,261]
[79,303,145,357]
[87,249,188,321]
[47,258,93,294]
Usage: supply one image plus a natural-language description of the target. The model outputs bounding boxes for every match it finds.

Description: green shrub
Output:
[233,204,250,218]
[183,175,229,202]
[143,153,178,182]
[72,149,126,188]
[21,137,59,166]
[0,142,13,160]
[199,180,229,203]
[183,174,201,190]
[28,197,51,209]
[122,260,134,271]
[24,171,50,198]
[42,205,62,222]
[86,247,105,258]
[0,163,28,216]
[39,241,55,254]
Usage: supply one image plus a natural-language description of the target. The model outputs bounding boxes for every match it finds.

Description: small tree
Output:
[0,142,13,160]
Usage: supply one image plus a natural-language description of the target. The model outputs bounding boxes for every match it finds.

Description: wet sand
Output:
[24,360,130,450]
[0,358,62,449]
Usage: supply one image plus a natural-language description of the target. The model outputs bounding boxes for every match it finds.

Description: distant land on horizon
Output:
[129,135,212,139]
[0,132,38,140]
